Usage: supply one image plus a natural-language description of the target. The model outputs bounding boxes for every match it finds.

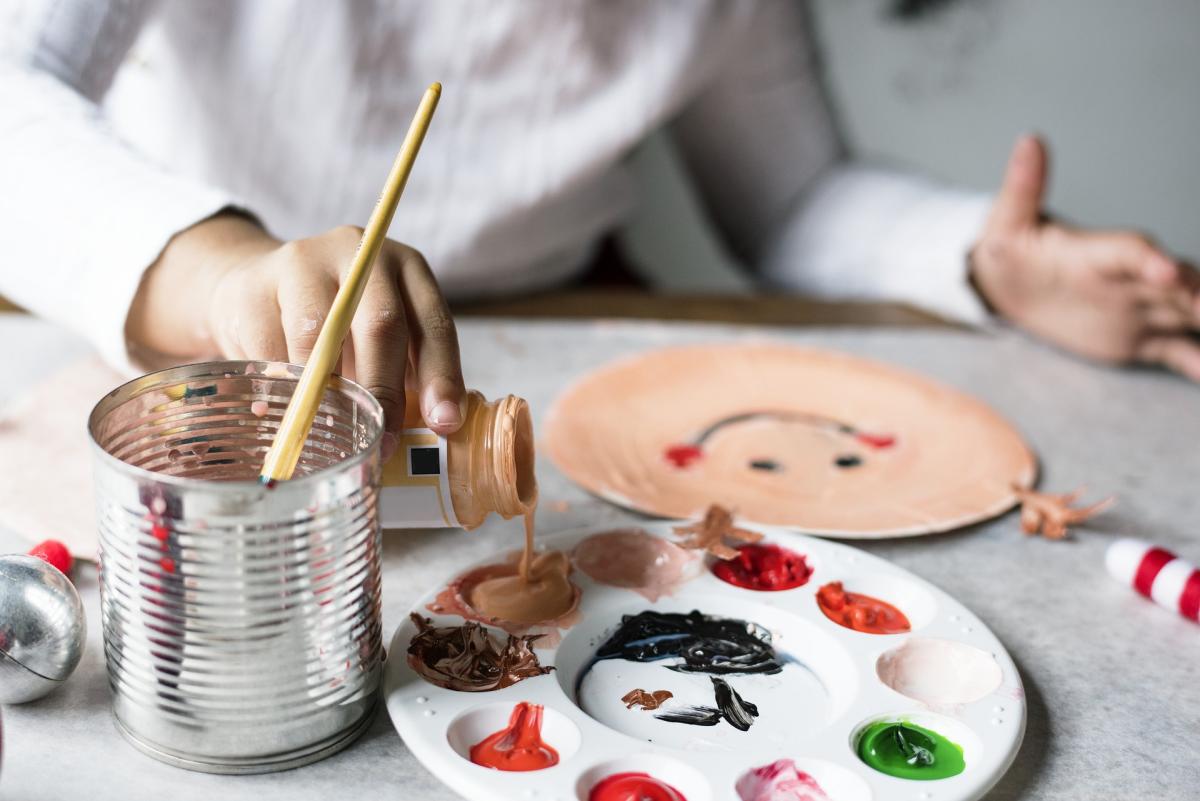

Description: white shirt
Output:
[0,0,991,372]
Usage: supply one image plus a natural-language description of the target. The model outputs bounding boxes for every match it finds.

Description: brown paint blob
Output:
[816,581,911,634]
[573,528,698,601]
[672,504,764,560]
[621,688,674,710]
[405,613,553,692]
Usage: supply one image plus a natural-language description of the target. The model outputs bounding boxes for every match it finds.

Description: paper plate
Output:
[384,522,1026,801]
[543,344,1037,538]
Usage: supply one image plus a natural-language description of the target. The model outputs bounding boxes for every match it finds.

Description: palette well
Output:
[384,522,1025,801]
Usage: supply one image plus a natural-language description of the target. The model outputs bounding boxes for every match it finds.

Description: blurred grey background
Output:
[623,0,1199,292]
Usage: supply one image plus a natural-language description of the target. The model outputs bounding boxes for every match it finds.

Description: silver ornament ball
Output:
[0,554,86,704]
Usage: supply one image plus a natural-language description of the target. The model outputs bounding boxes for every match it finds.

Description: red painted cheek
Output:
[664,445,703,468]
[856,433,896,449]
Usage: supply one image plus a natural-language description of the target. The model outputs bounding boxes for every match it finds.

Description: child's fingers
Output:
[393,244,466,436]
[278,269,338,366]
[236,305,289,363]
[349,255,409,439]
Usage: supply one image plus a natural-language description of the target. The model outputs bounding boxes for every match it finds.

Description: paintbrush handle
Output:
[260,82,441,483]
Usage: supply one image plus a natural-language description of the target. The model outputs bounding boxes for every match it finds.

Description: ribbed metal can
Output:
[88,361,384,773]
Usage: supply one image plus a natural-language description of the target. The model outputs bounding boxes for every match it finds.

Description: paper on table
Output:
[0,356,125,558]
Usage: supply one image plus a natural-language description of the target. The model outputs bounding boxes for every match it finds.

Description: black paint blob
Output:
[834,454,862,469]
[593,610,785,676]
[583,610,786,733]
[654,677,760,731]
[749,459,780,472]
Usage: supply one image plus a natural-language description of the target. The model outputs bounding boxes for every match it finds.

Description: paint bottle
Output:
[379,390,536,530]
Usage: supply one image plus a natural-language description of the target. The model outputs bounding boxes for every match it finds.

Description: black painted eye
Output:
[834,454,862,468]
[749,459,780,472]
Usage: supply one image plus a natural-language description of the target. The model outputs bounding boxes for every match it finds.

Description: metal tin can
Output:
[88,361,384,773]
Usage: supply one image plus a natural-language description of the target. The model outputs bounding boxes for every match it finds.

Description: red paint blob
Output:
[469,702,559,772]
[816,581,910,634]
[28,539,72,576]
[855,432,896,449]
[589,772,688,801]
[712,543,813,591]
[664,445,703,469]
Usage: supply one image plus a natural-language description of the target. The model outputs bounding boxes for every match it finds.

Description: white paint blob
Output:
[876,637,1002,707]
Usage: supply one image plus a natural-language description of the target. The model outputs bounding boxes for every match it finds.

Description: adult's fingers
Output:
[393,245,467,435]
[1136,334,1200,382]
[986,134,1048,233]
[350,251,410,449]
[1078,230,1178,284]
[1141,301,1195,331]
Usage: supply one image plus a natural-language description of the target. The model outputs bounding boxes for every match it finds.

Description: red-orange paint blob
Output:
[816,581,910,634]
[712,543,812,591]
[589,772,688,801]
[468,702,559,772]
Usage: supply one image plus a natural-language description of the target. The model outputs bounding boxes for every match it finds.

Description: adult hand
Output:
[971,135,1200,380]
[127,213,467,456]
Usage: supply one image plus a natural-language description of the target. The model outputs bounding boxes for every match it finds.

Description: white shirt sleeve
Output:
[671,0,993,324]
[0,0,239,373]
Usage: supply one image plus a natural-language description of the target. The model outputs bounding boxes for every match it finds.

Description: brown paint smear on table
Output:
[406,613,553,692]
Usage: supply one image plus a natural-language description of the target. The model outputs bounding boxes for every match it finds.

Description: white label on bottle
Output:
[378,427,460,529]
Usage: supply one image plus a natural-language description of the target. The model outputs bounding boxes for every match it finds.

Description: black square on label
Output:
[409,446,440,476]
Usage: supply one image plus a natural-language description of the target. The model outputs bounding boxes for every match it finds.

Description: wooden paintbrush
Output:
[260,82,441,484]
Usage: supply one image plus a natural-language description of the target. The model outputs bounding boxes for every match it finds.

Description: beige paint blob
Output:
[876,637,1003,707]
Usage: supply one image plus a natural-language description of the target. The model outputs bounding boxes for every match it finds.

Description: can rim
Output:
[86,359,384,491]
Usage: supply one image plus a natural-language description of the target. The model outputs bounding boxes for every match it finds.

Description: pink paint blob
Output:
[736,760,830,801]
[250,400,270,418]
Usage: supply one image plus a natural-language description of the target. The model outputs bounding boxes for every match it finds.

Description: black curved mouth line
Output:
[686,410,855,448]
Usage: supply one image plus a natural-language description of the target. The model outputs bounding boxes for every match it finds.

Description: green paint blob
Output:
[855,721,966,780]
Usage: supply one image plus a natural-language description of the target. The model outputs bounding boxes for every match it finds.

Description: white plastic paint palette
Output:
[384,523,1025,801]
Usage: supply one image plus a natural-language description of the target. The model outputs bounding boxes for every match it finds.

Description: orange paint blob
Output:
[816,581,910,634]
[468,702,559,772]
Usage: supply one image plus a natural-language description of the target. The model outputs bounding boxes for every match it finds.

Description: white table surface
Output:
[1,313,1198,800]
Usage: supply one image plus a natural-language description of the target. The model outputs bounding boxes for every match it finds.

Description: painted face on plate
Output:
[664,410,895,477]
[545,344,1036,536]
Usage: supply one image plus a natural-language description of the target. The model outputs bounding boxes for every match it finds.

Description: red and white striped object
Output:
[1106,538,1200,623]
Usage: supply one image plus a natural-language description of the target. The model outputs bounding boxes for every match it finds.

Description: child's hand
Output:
[127,213,466,452]
[971,135,1200,381]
